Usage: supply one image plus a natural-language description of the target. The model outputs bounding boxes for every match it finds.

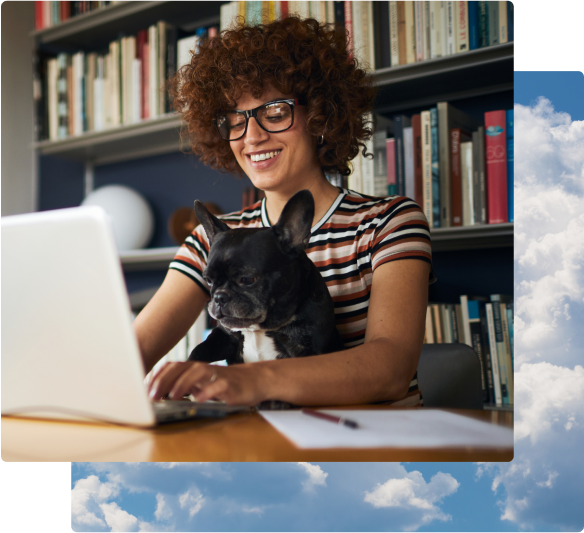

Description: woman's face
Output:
[229,86,323,196]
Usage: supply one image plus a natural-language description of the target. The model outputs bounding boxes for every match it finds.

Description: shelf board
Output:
[431,222,513,252]
[373,42,513,113]
[34,114,190,165]
[120,223,513,271]
[32,1,224,50]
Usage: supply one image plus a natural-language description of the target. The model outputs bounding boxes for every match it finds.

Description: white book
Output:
[389,1,399,66]
[157,21,167,116]
[104,52,113,129]
[460,140,474,226]
[148,25,158,119]
[440,2,448,57]
[362,132,375,196]
[365,1,375,70]
[351,1,364,66]
[454,1,469,52]
[220,1,233,31]
[423,1,431,60]
[133,58,141,123]
[404,127,415,200]
[74,52,85,136]
[94,56,104,132]
[429,2,441,59]
[348,151,363,194]
[445,1,455,55]
[48,58,58,140]
[326,0,335,23]
[421,110,433,226]
[486,303,503,407]
[414,1,424,62]
[109,41,120,127]
[177,35,199,70]
[441,305,452,343]
[459,295,471,347]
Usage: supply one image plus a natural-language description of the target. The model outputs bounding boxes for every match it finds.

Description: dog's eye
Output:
[239,276,256,286]
[204,277,213,286]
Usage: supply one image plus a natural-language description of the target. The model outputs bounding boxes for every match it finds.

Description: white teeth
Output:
[250,150,280,162]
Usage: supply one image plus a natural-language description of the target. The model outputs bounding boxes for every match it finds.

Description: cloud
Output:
[154,493,172,521]
[99,502,139,532]
[71,475,119,528]
[297,462,328,491]
[364,470,460,531]
[178,489,205,518]
[473,94,584,532]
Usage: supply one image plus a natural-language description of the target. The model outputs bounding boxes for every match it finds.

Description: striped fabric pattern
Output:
[170,189,435,406]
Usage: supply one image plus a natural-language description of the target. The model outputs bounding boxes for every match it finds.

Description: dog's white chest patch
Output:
[241,329,280,363]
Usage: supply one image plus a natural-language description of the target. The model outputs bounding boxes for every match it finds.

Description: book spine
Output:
[393,115,405,196]
[488,0,499,45]
[386,138,396,196]
[498,0,508,43]
[491,300,509,405]
[375,1,391,69]
[485,110,508,224]
[157,21,167,116]
[507,108,514,222]
[472,126,487,224]
[389,1,399,66]
[477,1,488,48]
[57,53,68,139]
[479,307,495,404]
[362,115,375,196]
[67,57,73,136]
[404,1,416,64]
[414,2,424,62]
[459,295,471,346]
[506,301,514,370]
[397,2,407,66]
[500,302,514,405]
[445,1,455,55]
[432,304,443,343]
[455,1,469,52]
[373,131,389,197]
[334,1,344,26]
[468,0,478,49]
[422,1,431,60]
[450,128,462,226]
[441,305,452,343]
[425,306,435,343]
[469,314,489,403]
[460,140,473,226]
[421,110,432,225]
[430,108,440,227]
[86,53,96,132]
[148,25,158,120]
[404,127,415,200]
[429,2,438,58]
[412,114,423,208]
[485,303,502,406]
[345,1,354,59]
[507,1,514,41]
[366,1,376,70]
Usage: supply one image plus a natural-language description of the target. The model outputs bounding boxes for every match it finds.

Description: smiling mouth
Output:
[247,150,282,162]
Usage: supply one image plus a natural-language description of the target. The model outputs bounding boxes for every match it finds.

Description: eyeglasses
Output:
[213,98,307,141]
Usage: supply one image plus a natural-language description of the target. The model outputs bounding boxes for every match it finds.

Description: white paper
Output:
[260,409,513,449]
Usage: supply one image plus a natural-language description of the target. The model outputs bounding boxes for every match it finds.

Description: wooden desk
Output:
[2,407,513,462]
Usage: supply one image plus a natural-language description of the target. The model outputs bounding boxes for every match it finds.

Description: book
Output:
[472,126,487,224]
[490,295,512,405]
[421,110,433,225]
[477,1,488,48]
[506,109,514,222]
[507,1,514,41]
[460,139,474,226]
[412,114,424,208]
[425,306,435,343]
[430,107,440,227]
[393,114,412,196]
[485,302,503,406]
[344,1,354,59]
[506,301,514,372]
[389,1,400,66]
[373,120,390,197]
[488,1,499,46]
[468,0,479,50]
[429,1,442,59]
[500,302,513,404]
[498,0,508,43]
[479,304,496,404]
[414,1,425,62]
[404,1,416,64]
[361,118,375,195]
[374,1,391,69]
[432,304,443,343]
[437,102,481,227]
[56,53,68,139]
[484,110,508,224]
[386,138,396,196]
[404,126,415,200]
[454,0,469,52]
[445,1,455,56]
[450,128,471,226]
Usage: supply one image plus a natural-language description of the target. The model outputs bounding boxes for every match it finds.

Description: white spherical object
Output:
[82,185,154,251]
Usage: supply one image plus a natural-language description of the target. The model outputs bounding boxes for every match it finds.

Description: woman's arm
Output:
[148,259,430,406]
[134,269,209,374]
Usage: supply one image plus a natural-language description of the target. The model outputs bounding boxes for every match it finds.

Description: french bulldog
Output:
[188,189,345,367]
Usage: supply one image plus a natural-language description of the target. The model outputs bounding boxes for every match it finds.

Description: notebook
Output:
[1,206,249,426]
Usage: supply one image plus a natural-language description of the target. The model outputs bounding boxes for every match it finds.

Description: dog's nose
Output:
[213,291,230,306]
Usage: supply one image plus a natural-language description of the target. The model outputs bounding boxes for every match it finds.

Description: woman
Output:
[135,17,435,407]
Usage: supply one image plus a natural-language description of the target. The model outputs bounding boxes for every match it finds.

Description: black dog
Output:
[188,190,344,366]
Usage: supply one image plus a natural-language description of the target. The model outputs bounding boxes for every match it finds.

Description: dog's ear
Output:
[272,190,314,256]
[194,200,229,244]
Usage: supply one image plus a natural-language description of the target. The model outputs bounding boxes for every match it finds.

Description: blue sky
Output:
[3,2,584,532]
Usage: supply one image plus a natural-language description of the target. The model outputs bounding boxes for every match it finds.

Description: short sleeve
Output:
[370,197,437,284]
[168,224,212,296]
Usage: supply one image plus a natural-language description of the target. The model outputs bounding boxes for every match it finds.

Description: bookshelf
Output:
[28,1,514,411]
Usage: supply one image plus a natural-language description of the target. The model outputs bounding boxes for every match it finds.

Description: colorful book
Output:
[468,0,479,50]
[430,107,440,227]
[485,110,508,224]
[477,1,488,48]
[386,138,396,196]
[404,1,416,64]
[454,0,469,52]
[412,114,424,208]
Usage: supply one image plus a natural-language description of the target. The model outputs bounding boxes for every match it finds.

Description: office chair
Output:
[417,343,484,410]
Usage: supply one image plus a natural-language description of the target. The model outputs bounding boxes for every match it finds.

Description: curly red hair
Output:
[170,16,377,177]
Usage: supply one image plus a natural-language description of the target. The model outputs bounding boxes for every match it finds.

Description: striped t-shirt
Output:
[170,188,435,406]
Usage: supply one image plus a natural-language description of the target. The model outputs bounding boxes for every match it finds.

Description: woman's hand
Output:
[147,361,271,406]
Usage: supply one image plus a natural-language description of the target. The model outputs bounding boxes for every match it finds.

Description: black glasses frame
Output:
[213,98,307,141]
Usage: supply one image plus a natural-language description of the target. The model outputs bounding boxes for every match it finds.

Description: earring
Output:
[318,135,324,144]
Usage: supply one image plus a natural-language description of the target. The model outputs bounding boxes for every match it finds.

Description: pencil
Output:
[301,408,359,429]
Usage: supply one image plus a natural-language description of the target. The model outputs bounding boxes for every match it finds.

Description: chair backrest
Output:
[417,343,484,410]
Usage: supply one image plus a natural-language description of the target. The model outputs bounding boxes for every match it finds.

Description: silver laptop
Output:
[1,206,249,426]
